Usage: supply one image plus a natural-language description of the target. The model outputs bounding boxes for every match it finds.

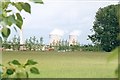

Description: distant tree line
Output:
[1,35,44,51]
[2,35,20,50]
[80,44,103,52]
[1,35,103,52]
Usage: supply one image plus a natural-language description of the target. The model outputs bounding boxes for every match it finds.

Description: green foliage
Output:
[25,59,38,66]
[14,2,23,11]
[6,68,15,75]
[40,37,43,45]
[1,59,40,78]
[16,13,23,29]
[117,33,120,40]
[24,36,44,51]
[22,3,31,14]
[0,0,43,39]
[0,64,3,66]
[2,35,20,50]
[1,35,44,51]
[7,14,16,26]
[1,27,11,38]
[80,44,102,52]
[30,67,40,74]
[88,4,120,52]
[10,60,21,66]
[70,45,80,51]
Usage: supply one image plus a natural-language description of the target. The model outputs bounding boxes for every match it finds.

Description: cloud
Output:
[70,30,81,36]
[9,0,118,44]
[50,28,64,36]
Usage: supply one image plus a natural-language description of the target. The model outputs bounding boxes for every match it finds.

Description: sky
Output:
[7,0,119,45]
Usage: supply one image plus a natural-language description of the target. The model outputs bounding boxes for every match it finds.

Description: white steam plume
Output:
[70,30,81,36]
[50,28,64,36]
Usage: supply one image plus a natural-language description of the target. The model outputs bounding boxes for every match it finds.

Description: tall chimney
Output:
[20,29,24,45]
[19,28,25,50]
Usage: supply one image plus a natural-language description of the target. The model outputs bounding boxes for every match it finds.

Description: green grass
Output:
[1,51,118,78]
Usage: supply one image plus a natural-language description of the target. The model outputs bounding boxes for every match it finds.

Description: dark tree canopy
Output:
[88,4,120,52]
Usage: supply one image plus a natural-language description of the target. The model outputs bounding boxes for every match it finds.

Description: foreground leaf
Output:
[30,67,40,74]
[25,59,38,66]
[0,64,3,66]
[16,13,23,22]
[11,60,21,65]
[6,10,12,12]
[6,68,14,75]
[2,2,10,9]
[14,2,23,12]
[1,27,10,38]
[22,3,31,14]
[7,14,16,25]
[16,13,23,29]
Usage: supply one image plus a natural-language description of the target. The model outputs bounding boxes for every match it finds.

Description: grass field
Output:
[1,51,118,78]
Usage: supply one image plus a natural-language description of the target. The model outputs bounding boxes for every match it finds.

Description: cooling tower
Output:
[69,30,80,46]
[49,34,61,46]
[69,35,77,46]
[49,29,64,46]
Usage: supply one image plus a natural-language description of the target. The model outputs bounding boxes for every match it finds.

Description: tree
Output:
[11,35,20,50]
[40,37,43,45]
[32,36,36,51]
[0,0,43,40]
[88,4,120,52]
[39,37,43,51]
[108,3,120,78]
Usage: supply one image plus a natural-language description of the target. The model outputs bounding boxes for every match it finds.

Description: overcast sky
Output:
[8,0,118,44]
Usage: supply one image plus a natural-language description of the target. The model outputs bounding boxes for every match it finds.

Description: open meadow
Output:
[1,51,118,78]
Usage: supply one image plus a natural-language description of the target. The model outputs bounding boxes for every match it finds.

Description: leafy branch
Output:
[1,59,40,78]
[0,0,43,39]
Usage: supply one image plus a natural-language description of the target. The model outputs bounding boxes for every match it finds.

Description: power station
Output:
[49,30,80,46]
[17,28,80,51]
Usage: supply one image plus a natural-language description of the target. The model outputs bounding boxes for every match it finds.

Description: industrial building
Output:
[49,30,79,46]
